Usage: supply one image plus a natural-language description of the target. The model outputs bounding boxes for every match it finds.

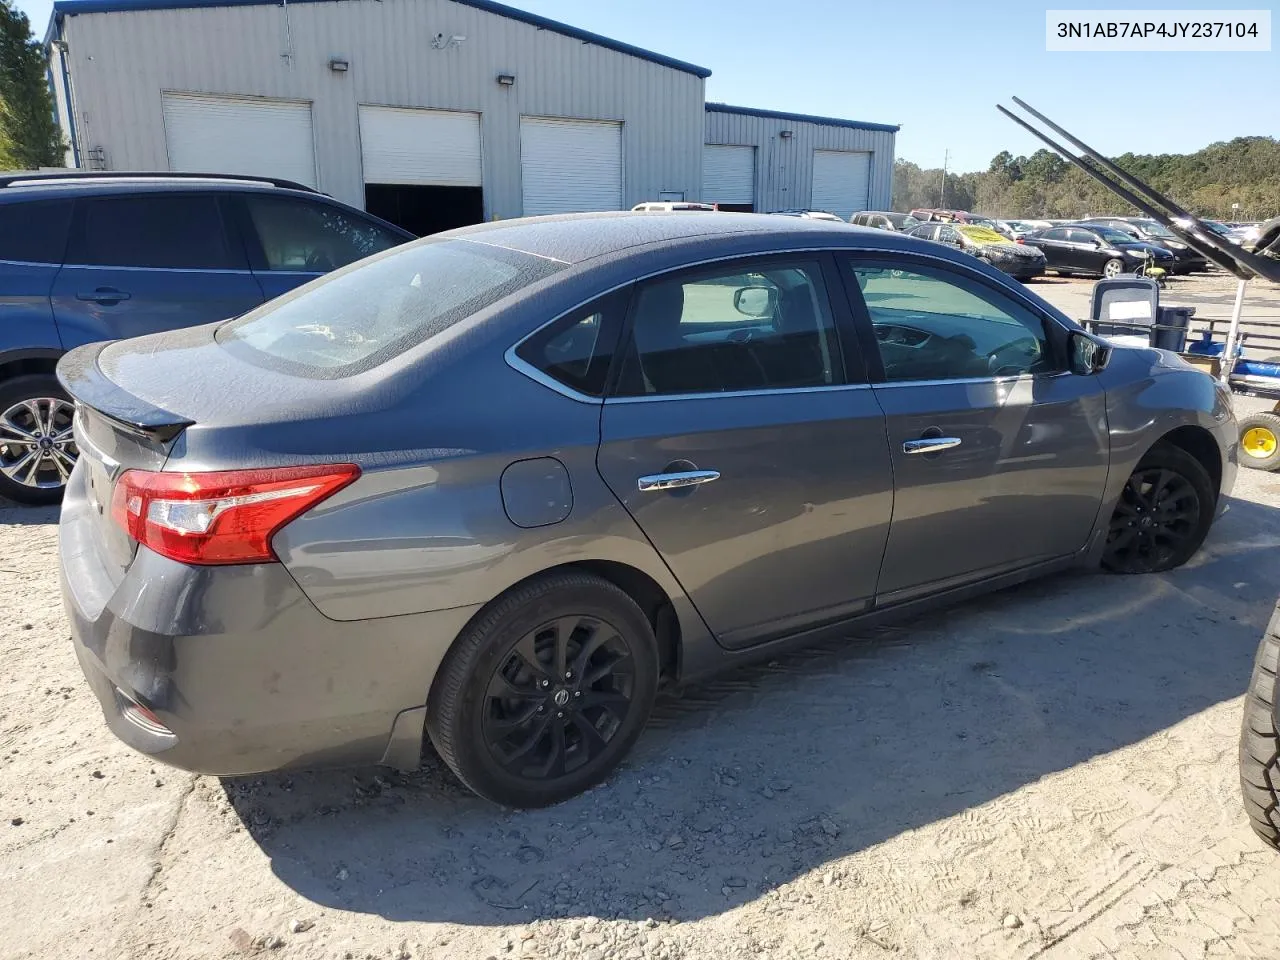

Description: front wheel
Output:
[1240,601,1280,851]
[1239,412,1280,471]
[1101,443,1216,574]
[426,572,659,808]
[0,374,78,506]
[1102,258,1125,279]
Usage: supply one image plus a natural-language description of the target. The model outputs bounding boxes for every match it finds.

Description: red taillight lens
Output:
[110,464,359,565]
[1015,237,1025,244]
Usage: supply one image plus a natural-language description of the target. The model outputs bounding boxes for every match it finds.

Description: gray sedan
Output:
[57,213,1237,807]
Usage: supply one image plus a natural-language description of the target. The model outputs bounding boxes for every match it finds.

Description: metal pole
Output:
[1220,277,1248,383]
[939,149,948,206]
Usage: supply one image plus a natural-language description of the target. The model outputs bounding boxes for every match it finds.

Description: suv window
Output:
[847,261,1057,382]
[67,194,239,269]
[614,259,842,397]
[244,195,405,272]
[515,294,626,397]
[0,200,73,264]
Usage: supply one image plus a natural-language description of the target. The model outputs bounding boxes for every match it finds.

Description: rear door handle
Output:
[903,437,962,455]
[637,470,720,492]
[77,287,131,305]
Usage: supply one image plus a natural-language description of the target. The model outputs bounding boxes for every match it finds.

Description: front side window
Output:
[68,195,238,269]
[847,261,1057,382]
[245,196,405,272]
[219,238,564,376]
[614,260,842,397]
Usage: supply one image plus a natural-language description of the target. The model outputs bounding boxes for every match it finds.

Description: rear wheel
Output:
[0,374,77,505]
[426,572,659,808]
[1240,601,1280,851]
[1103,258,1125,279]
[1101,443,1215,574]
[1239,412,1280,471]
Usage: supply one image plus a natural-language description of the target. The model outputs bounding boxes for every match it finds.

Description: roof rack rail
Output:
[0,170,319,192]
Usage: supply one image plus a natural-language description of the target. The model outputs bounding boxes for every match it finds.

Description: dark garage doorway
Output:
[715,203,754,213]
[364,184,484,237]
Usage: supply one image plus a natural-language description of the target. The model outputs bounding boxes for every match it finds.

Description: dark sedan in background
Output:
[1021,224,1176,278]
[1080,217,1208,274]
[906,221,1046,279]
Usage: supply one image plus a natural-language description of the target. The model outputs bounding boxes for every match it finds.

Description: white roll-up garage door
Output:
[811,150,872,220]
[358,106,482,186]
[520,118,622,216]
[162,93,317,187]
[702,144,755,207]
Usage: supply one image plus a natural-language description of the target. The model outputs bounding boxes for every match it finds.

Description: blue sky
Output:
[16,0,1276,171]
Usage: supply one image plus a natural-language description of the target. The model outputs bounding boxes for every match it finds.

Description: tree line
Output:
[892,137,1280,222]
[1,0,64,168]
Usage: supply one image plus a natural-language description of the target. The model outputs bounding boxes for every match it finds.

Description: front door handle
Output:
[76,287,132,305]
[637,470,720,492]
[903,437,962,455]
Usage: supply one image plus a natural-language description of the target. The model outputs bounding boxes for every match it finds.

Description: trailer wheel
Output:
[1240,412,1280,472]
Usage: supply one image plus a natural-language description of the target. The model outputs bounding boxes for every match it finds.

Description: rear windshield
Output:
[218,238,565,377]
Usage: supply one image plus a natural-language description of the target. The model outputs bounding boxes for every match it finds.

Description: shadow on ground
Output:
[224,492,1280,926]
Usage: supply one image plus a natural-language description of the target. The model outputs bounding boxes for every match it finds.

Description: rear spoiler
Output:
[57,342,193,441]
[997,97,1280,285]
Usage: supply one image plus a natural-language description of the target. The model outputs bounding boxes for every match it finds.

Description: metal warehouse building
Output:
[45,0,897,234]
[703,104,897,218]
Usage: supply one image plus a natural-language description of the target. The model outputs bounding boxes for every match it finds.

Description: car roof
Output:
[442,211,921,265]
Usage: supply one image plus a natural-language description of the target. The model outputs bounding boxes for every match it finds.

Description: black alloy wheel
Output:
[1102,444,1215,574]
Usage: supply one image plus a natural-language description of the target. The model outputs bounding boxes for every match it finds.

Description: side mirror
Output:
[733,285,777,319]
[1069,330,1112,375]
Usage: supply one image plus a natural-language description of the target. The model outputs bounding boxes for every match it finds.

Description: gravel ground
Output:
[3,275,1280,960]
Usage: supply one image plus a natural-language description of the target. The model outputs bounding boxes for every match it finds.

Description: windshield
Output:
[1136,220,1175,238]
[1094,227,1137,245]
[957,225,1007,244]
[219,238,565,377]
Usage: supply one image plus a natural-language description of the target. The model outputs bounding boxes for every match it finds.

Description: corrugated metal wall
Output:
[58,0,705,216]
[704,109,895,213]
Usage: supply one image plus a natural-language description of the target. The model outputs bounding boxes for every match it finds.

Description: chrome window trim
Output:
[605,383,872,404]
[871,370,1074,389]
[56,263,256,275]
[0,257,61,268]
[504,243,1070,402]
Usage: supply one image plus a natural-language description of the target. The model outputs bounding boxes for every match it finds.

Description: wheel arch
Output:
[0,348,64,385]
[1153,424,1223,500]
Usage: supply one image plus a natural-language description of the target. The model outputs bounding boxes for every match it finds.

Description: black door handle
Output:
[76,287,131,305]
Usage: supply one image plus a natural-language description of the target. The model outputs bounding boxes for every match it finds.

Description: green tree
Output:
[0,0,63,169]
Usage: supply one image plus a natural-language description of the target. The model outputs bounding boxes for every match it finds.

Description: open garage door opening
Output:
[364,185,482,237]
[359,105,484,236]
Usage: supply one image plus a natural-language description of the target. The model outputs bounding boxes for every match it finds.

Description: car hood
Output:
[1115,241,1174,256]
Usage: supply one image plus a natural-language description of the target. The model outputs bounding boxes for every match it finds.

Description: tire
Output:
[426,571,659,808]
[1101,442,1216,574]
[1239,412,1280,472]
[0,374,77,506]
[1240,600,1280,851]
[1103,258,1125,279]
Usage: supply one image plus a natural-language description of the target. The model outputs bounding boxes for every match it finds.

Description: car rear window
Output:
[0,200,73,264]
[217,238,565,377]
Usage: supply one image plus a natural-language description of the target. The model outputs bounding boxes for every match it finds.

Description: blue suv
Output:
[0,172,413,503]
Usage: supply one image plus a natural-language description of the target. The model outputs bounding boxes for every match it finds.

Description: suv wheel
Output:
[1240,600,1280,850]
[427,572,659,808]
[0,374,78,505]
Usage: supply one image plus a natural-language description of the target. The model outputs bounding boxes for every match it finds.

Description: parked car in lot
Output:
[905,221,1047,279]
[770,209,845,221]
[0,171,413,504]
[850,211,920,231]
[631,201,717,212]
[58,212,1236,807]
[1020,224,1176,278]
[1080,217,1207,274]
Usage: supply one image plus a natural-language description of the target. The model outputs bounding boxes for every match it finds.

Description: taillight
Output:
[1016,237,1025,244]
[110,464,359,565]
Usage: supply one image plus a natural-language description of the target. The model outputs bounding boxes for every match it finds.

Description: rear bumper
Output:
[59,462,481,777]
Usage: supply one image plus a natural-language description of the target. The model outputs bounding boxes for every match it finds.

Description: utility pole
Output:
[939,149,949,207]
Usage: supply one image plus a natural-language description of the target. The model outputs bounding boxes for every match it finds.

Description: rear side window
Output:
[219,238,565,377]
[0,200,73,264]
[68,195,239,269]
[244,196,405,271]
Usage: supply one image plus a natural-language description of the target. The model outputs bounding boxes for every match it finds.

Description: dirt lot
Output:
[3,275,1280,960]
